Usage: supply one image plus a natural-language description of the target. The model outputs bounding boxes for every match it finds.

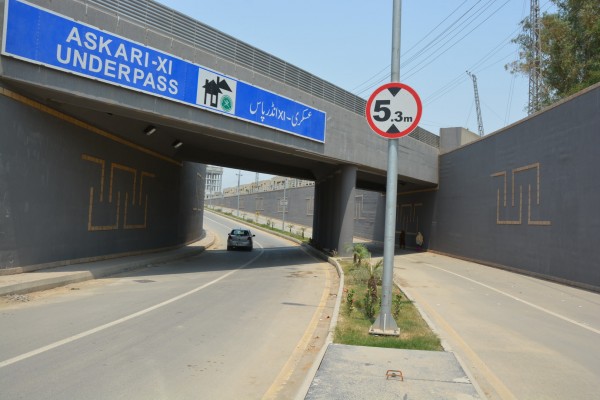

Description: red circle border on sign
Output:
[365,82,423,139]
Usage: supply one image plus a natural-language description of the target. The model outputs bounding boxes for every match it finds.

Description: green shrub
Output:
[345,289,355,315]
[363,289,377,320]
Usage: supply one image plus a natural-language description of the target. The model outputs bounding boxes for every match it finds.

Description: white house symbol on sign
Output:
[203,77,231,107]
[196,69,238,114]
[366,82,422,139]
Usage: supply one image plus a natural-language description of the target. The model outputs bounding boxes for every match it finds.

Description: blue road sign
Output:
[2,0,326,143]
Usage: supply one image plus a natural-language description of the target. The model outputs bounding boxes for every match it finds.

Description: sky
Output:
[155,0,556,189]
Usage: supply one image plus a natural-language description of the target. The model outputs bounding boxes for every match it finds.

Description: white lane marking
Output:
[0,249,264,369]
[404,286,517,400]
[204,215,233,229]
[408,257,600,335]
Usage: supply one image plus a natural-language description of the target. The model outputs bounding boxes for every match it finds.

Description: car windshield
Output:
[231,230,249,236]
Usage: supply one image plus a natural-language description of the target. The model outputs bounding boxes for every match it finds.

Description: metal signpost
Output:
[365,0,422,336]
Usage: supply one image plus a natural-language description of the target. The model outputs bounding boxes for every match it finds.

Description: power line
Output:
[401,0,498,72]
[350,65,391,96]
[423,0,554,113]
[353,0,493,96]
[351,0,556,118]
[351,0,472,94]
[423,31,517,105]
[402,0,512,81]
[355,0,512,97]
[403,0,472,59]
[505,59,518,124]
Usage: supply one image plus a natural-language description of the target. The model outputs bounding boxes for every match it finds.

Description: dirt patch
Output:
[286,271,316,278]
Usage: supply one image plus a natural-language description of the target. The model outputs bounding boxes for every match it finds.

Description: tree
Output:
[507,0,600,108]
[348,243,370,266]
[366,259,383,303]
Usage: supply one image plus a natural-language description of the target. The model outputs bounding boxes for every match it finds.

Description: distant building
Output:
[205,165,223,198]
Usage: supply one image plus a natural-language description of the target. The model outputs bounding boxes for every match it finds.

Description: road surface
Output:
[393,251,600,400]
[0,211,337,399]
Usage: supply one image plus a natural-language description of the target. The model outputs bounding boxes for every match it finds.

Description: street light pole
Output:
[370,0,401,336]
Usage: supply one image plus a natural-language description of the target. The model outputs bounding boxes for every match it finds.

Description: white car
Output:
[227,228,255,251]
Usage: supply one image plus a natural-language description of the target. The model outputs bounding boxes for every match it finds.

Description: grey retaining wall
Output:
[428,84,600,291]
[0,87,205,271]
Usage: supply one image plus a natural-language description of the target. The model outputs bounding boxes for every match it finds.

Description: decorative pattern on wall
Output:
[491,162,551,226]
[82,154,155,231]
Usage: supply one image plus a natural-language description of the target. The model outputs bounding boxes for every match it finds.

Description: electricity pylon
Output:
[528,0,542,114]
[467,71,484,137]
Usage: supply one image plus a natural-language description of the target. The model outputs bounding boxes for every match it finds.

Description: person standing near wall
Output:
[416,232,424,249]
[399,230,406,249]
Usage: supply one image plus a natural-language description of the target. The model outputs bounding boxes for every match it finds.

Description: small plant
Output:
[300,227,306,238]
[345,288,355,315]
[266,219,272,228]
[330,249,338,257]
[347,243,370,266]
[363,289,377,320]
[308,238,319,249]
[367,259,383,304]
[393,293,403,319]
[288,224,294,233]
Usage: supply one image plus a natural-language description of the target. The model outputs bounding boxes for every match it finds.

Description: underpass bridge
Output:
[0,0,439,263]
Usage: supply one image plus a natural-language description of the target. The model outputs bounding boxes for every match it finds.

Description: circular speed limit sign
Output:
[366,82,422,139]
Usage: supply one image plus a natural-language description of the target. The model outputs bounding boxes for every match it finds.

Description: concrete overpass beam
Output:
[325,176,335,250]
[312,180,324,245]
[337,165,357,257]
[312,165,356,256]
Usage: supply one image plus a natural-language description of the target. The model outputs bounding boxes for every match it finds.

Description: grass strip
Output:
[335,259,442,350]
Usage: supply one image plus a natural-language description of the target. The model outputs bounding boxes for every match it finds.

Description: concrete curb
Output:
[294,252,345,400]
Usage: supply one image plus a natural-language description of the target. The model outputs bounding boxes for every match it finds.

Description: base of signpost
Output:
[369,312,400,337]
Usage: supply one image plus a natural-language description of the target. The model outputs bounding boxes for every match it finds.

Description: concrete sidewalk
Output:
[0,232,215,297]
[305,344,480,400]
